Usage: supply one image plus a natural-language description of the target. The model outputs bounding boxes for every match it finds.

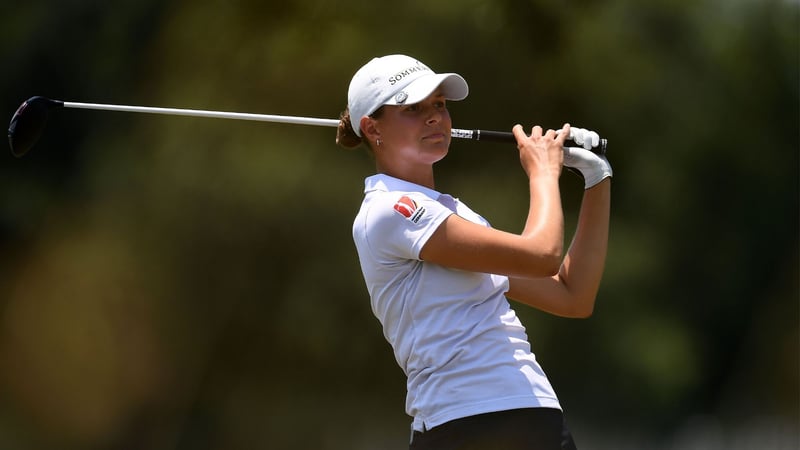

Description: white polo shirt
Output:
[352,174,561,432]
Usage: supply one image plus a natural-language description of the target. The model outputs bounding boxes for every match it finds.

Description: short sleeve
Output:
[363,192,453,261]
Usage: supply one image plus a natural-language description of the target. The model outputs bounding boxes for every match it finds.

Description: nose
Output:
[426,107,442,125]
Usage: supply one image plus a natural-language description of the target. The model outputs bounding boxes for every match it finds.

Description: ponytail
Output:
[336,109,364,149]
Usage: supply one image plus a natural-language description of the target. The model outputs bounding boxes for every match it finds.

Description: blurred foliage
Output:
[0,0,798,449]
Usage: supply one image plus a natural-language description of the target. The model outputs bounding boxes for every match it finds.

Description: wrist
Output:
[582,162,613,189]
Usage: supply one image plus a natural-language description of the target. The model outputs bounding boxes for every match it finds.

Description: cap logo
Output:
[394,91,408,104]
[387,64,431,85]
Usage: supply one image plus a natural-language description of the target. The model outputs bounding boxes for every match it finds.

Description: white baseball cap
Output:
[347,54,469,136]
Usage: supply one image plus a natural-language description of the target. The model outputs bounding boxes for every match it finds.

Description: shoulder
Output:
[353,190,453,260]
[363,191,447,229]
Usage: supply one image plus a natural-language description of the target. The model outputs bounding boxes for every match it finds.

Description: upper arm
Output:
[419,213,561,278]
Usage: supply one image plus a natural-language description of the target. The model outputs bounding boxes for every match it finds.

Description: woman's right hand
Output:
[512,123,570,179]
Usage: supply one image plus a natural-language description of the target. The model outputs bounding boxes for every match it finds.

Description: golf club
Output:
[7,96,607,157]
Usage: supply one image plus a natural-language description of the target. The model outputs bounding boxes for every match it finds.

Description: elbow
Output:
[518,234,563,277]
[568,295,596,319]
[542,255,561,277]
[521,253,560,278]
[535,247,563,277]
[572,303,595,319]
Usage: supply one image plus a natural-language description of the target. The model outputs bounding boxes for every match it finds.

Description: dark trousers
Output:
[409,408,578,450]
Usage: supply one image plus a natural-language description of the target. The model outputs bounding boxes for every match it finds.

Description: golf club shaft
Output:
[61,100,605,150]
[61,101,562,146]
[64,101,340,127]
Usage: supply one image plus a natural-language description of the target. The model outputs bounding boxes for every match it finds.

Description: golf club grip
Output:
[451,128,608,155]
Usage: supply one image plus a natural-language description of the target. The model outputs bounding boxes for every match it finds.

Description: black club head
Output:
[8,96,63,157]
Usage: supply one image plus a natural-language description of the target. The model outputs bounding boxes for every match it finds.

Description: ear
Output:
[360,116,380,143]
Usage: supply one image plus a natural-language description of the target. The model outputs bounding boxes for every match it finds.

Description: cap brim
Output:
[383,73,469,106]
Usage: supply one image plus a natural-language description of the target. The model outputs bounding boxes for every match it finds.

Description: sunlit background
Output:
[1,1,797,449]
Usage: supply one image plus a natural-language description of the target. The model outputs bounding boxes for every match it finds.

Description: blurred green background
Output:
[1,0,797,449]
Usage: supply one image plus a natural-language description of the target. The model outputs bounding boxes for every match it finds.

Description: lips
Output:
[423,132,446,141]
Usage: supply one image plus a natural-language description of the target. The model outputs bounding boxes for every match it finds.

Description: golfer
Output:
[337,54,612,450]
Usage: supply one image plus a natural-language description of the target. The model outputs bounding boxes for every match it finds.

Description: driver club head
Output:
[8,96,64,157]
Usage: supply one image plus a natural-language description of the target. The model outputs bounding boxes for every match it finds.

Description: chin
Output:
[430,146,449,163]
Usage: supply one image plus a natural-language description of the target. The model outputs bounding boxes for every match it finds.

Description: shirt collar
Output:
[364,173,442,200]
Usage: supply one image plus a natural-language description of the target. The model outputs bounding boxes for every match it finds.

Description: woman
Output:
[337,54,611,450]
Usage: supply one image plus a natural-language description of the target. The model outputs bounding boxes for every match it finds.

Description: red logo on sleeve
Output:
[393,196,426,223]
[394,196,417,218]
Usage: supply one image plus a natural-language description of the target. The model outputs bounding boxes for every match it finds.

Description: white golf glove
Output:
[563,146,613,189]
[568,127,601,150]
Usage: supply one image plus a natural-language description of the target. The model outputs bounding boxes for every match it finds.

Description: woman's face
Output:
[371,90,452,167]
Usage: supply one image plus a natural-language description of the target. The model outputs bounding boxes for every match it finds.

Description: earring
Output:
[376,139,382,147]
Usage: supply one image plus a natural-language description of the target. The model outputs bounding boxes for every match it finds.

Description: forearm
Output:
[521,175,565,269]
[558,179,611,312]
